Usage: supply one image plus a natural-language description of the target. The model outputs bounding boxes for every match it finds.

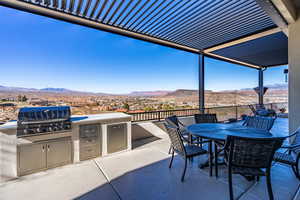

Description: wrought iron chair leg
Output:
[200,138,203,148]
[228,167,234,200]
[169,150,174,169]
[295,157,300,180]
[214,143,218,178]
[181,157,188,182]
[209,141,213,176]
[266,171,274,200]
[296,166,300,180]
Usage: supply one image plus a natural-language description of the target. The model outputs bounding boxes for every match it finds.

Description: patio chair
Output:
[273,127,300,179]
[194,113,219,145]
[194,113,218,124]
[249,104,257,115]
[249,104,277,117]
[224,135,284,200]
[242,116,276,131]
[194,113,225,175]
[165,115,199,153]
[164,123,208,182]
[165,115,188,137]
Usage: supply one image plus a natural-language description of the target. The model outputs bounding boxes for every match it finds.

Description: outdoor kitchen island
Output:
[0,111,132,183]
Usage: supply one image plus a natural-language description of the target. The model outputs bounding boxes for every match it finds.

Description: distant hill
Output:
[0,83,288,97]
[241,83,288,91]
[128,91,171,96]
[0,85,109,96]
[40,88,74,93]
[0,85,38,92]
[165,89,198,97]
[266,83,288,90]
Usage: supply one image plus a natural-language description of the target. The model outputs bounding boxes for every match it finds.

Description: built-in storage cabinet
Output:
[17,137,72,176]
[79,124,101,161]
[18,143,46,176]
[107,123,127,154]
[46,138,72,168]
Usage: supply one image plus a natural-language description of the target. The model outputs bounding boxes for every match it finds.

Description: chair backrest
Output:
[194,114,218,124]
[165,115,179,128]
[164,123,186,156]
[243,116,275,131]
[225,135,283,168]
[256,104,266,110]
[248,105,256,115]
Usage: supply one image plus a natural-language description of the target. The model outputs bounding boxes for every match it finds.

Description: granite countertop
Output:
[71,113,132,124]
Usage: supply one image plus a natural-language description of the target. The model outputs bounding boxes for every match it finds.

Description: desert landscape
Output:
[0,84,288,122]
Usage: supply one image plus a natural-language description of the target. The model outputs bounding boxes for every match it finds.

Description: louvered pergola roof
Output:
[0,0,288,69]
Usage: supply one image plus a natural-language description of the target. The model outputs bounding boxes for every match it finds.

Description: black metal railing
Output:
[127,102,288,122]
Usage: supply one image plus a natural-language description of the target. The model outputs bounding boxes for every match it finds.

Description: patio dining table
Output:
[186,123,274,177]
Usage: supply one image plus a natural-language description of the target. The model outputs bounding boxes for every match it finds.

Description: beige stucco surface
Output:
[289,16,300,132]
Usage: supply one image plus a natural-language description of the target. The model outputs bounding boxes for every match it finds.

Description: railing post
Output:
[235,106,238,120]
[158,111,161,121]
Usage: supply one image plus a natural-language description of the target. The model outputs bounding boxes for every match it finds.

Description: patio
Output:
[0,1,299,200]
[1,118,298,200]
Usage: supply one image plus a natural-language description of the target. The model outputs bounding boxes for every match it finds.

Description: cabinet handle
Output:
[47,144,50,151]
[42,145,45,152]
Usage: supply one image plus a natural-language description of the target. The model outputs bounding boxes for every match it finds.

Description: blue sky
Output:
[0,6,287,94]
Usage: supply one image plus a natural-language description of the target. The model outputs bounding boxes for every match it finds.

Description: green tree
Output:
[144,106,154,112]
[162,104,174,110]
[17,95,22,102]
[123,102,130,111]
[22,95,28,102]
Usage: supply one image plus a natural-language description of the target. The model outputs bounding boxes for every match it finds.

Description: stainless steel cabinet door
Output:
[107,123,127,153]
[46,138,72,169]
[18,143,46,176]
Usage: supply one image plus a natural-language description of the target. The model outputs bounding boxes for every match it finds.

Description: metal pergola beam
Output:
[255,0,289,35]
[203,27,281,53]
[204,52,262,69]
[271,0,298,24]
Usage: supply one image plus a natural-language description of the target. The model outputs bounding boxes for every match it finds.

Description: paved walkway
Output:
[1,118,299,200]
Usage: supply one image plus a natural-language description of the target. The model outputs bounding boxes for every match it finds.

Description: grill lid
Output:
[18,106,71,122]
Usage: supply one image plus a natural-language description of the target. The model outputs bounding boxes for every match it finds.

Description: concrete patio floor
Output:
[0,118,299,200]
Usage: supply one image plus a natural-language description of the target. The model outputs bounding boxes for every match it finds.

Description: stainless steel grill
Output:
[17,106,71,137]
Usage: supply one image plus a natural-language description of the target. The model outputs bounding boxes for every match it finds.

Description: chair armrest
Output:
[177,120,186,127]
[282,131,298,139]
[192,139,211,145]
[181,136,190,143]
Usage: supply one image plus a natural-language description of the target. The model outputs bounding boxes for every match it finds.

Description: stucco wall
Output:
[289,17,300,132]
[131,116,195,141]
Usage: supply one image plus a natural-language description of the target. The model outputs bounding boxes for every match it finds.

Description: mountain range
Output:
[0,83,288,97]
